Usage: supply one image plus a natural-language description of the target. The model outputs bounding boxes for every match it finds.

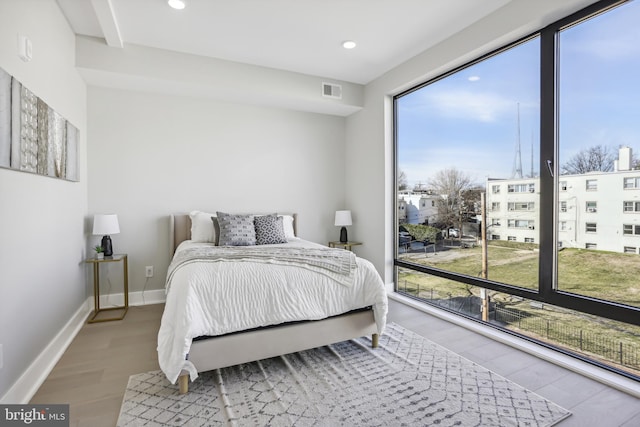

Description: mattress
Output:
[157,237,388,383]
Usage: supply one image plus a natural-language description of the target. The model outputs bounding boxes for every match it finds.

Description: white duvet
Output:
[157,238,388,384]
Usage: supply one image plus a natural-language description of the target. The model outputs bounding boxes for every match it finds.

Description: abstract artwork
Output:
[0,66,78,181]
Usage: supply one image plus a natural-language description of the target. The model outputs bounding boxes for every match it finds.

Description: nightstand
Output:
[85,254,129,323]
[328,241,362,251]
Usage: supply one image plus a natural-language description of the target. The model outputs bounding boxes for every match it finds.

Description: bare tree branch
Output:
[561,145,615,175]
[398,170,408,191]
[428,168,478,231]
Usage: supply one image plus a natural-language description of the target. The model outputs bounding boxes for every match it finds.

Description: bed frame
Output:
[169,213,379,393]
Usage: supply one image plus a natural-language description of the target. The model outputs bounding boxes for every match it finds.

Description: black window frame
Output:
[394,0,640,332]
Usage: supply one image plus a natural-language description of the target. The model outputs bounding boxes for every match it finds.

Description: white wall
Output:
[76,36,364,117]
[87,86,346,294]
[0,0,87,400]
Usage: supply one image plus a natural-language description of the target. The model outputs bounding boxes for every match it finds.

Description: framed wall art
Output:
[0,66,79,181]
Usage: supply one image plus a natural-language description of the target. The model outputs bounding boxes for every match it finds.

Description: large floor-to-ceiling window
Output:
[395,0,640,379]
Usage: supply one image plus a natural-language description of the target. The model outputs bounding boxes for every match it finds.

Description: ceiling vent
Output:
[322,82,342,99]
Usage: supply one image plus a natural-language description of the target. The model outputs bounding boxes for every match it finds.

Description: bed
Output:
[158,212,388,393]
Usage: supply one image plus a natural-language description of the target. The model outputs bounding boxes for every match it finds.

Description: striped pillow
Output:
[216,212,256,246]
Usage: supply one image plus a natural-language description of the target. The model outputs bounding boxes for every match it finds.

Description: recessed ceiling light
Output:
[342,40,357,49]
[168,0,185,10]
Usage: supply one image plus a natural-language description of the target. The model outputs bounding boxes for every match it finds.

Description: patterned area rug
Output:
[117,323,571,426]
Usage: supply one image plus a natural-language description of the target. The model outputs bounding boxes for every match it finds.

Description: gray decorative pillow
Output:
[211,216,220,245]
[254,214,287,245]
[216,212,256,246]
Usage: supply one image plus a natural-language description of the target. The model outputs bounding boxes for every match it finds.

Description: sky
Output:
[396,0,640,189]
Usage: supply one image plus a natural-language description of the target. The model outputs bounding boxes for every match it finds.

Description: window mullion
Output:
[538,25,557,299]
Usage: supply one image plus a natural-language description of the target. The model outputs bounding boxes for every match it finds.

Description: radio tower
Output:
[512,103,523,179]
[530,131,534,178]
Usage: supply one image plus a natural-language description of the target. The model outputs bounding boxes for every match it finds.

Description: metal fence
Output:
[494,306,640,370]
[399,281,640,372]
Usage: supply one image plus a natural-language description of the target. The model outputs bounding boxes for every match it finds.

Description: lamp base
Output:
[101,235,113,257]
[339,227,348,243]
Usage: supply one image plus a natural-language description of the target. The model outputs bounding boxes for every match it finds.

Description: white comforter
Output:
[157,238,388,384]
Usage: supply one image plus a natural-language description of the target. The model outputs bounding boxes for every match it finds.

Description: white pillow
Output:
[279,214,296,239]
[189,210,217,243]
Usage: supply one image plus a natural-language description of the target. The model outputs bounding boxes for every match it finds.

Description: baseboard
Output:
[0,289,166,405]
[388,292,640,398]
[0,298,92,404]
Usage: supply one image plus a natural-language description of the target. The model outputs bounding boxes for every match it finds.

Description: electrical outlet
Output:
[145,266,154,278]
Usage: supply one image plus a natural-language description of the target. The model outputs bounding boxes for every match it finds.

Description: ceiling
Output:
[56,0,512,85]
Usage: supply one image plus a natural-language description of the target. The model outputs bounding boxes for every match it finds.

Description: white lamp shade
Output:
[334,210,352,227]
[93,214,120,235]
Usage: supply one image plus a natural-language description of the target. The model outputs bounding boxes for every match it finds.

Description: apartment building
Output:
[486,147,640,254]
[397,192,440,225]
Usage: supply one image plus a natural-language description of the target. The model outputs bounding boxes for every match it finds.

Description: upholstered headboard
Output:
[169,213,298,255]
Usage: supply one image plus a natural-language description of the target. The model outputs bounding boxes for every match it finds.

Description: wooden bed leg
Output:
[372,333,379,348]
[178,374,189,394]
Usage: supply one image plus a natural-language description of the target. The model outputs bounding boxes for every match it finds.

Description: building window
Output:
[492,185,501,194]
[508,183,535,193]
[524,238,535,243]
[623,224,640,236]
[586,179,598,191]
[508,202,535,211]
[559,221,567,231]
[431,201,435,207]
[491,202,501,211]
[624,177,640,189]
[560,201,567,213]
[624,246,637,254]
[585,201,597,213]
[623,201,640,213]
[560,181,567,191]
[491,234,501,240]
[585,222,597,233]
[507,236,517,241]
[491,218,501,226]
[507,219,534,229]
[585,243,597,249]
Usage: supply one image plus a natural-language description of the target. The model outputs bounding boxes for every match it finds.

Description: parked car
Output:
[399,231,412,246]
[448,228,459,238]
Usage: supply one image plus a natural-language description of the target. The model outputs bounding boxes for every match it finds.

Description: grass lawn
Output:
[400,243,640,307]
[397,244,640,375]
[557,249,640,307]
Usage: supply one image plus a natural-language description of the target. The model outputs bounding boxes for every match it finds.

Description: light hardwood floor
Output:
[30,304,164,427]
[31,300,640,426]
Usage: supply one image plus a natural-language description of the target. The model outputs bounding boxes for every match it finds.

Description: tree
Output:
[428,168,478,233]
[561,145,615,175]
[402,223,438,242]
[398,170,408,191]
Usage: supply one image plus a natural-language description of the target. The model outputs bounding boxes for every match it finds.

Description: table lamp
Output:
[334,210,352,243]
[93,214,120,257]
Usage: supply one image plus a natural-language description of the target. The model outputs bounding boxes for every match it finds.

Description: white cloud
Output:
[426,89,515,123]
[399,142,514,187]
[468,76,480,82]
[562,3,640,62]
